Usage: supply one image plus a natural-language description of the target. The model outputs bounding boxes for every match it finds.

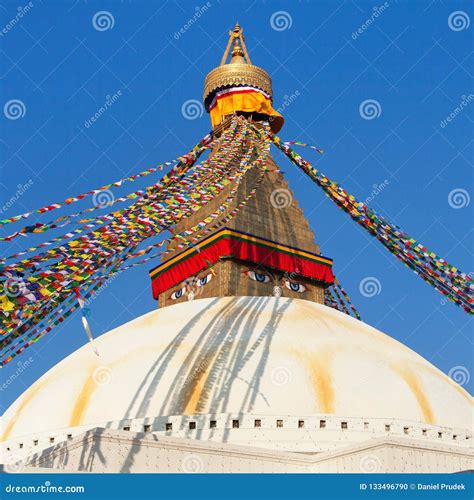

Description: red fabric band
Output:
[150,231,334,299]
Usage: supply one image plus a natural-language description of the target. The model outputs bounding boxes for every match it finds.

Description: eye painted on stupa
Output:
[246,270,271,283]
[170,286,186,300]
[196,273,213,287]
[284,280,307,293]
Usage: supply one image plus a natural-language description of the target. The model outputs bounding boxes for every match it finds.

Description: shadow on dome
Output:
[115,296,290,472]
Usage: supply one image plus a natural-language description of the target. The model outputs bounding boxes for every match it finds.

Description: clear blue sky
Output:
[1,0,472,411]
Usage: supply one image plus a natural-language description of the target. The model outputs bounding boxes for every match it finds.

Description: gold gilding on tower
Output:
[203,23,284,132]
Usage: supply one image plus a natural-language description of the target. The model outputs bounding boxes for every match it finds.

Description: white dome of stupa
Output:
[2,297,471,456]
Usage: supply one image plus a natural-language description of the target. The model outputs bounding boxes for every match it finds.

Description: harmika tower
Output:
[150,23,334,309]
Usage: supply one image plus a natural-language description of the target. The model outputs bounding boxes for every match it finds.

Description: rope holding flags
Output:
[74,287,99,356]
[0,117,273,365]
[283,140,324,155]
[269,129,473,315]
[324,278,361,320]
[0,114,471,367]
[0,130,215,230]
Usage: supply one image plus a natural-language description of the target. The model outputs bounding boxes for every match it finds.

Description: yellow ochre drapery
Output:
[208,86,284,132]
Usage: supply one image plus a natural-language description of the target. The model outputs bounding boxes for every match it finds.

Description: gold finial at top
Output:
[219,21,252,66]
[204,23,273,104]
[231,39,245,62]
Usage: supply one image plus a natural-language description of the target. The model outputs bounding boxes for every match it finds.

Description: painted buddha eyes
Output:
[284,280,307,293]
[170,273,213,300]
[245,270,307,293]
[197,274,213,287]
[246,270,271,283]
[171,269,308,300]
[170,286,186,300]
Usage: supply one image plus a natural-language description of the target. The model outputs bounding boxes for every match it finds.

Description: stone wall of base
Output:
[19,428,473,474]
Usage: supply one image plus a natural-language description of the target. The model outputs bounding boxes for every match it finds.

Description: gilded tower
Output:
[150,24,334,308]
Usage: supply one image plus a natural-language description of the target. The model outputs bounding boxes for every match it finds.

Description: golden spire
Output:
[204,22,272,103]
[220,22,252,65]
[230,39,245,62]
[203,23,284,133]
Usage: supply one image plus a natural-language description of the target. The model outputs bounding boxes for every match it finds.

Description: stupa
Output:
[1,24,471,474]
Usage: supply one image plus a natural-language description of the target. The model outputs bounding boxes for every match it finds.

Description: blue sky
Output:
[0,0,472,411]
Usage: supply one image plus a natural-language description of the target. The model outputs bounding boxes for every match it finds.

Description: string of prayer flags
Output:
[270,130,473,314]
